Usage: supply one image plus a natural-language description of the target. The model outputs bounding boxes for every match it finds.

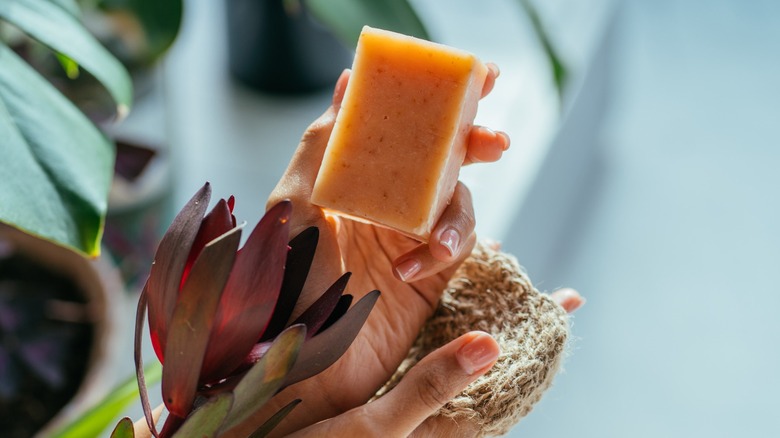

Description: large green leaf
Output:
[0,44,114,256]
[303,0,428,47]
[0,0,132,114]
[49,362,162,438]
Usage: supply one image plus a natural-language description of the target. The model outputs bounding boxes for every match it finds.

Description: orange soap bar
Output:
[311,26,488,241]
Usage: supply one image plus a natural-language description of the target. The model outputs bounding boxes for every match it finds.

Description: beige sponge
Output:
[376,242,571,436]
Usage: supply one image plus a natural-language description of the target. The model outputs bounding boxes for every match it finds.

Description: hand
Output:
[288,291,584,438]
[226,64,510,436]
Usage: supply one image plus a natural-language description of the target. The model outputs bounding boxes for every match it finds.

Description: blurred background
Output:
[2,0,779,436]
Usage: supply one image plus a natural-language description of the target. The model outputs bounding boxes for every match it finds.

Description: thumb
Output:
[365,331,500,435]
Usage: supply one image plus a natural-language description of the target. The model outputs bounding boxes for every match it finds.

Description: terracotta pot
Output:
[0,225,126,437]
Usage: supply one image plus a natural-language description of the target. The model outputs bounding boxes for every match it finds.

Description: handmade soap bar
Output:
[311,26,488,241]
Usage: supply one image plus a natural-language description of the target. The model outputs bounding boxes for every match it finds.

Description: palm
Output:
[242,208,458,436]
[231,66,504,436]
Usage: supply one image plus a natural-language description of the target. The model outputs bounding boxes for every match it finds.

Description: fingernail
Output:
[395,258,421,282]
[456,333,500,375]
[551,288,586,313]
[488,63,500,78]
[497,131,510,151]
[439,228,461,257]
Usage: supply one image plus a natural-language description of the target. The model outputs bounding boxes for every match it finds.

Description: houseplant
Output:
[0,1,178,435]
[0,223,125,437]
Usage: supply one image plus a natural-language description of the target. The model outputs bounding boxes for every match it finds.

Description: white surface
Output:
[511,0,780,436]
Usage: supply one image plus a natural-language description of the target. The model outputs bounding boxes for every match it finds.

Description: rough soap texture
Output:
[311,26,488,241]
[375,242,571,436]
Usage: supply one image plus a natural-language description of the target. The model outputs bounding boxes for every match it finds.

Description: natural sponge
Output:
[376,242,570,436]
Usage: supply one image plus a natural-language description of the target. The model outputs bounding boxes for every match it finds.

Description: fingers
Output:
[464,126,510,165]
[551,288,585,313]
[366,331,500,436]
[481,62,500,98]
[393,182,476,282]
[267,70,351,215]
[287,332,498,438]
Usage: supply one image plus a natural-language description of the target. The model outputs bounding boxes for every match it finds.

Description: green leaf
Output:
[220,325,306,433]
[518,0,567,100]
[172,393,233,438]
[248,399,301,438]
[303,0,428,47]
[98,0,184,66]
[109,417,135,438]
[49,362,162,438]
[0,0,133,114]
[49,0,81,17]
[0,44,114,256]
[56,52,80,79]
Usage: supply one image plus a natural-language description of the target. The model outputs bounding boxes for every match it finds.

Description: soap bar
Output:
[311,26,488,241]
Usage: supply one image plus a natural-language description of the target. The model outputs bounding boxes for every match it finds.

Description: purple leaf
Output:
[283,290,380,387]
[261,226,319,341]
[291,273,351,339]
[316,294,353,335]
[162,227,241,418]
[134,286,159,438]
[219,325,306,434]
[182,198,236,287]
[200,201,291,383]
[0,347,18,398]
[147,183,211,363]
[172,393,233,438]
[248,399,301,438]
[19,336,65,388]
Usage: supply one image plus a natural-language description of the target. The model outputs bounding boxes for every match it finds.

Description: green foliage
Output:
[49,362,162,438]
[518,0,568,100]
[109,417,135,438]
[304,0,429,47]
[0,0,132,256]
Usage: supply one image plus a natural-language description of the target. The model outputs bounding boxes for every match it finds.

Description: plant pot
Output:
[226,0,353,94]
[0,225,125,437]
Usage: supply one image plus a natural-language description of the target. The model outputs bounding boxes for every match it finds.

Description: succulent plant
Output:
[126,182,379,437]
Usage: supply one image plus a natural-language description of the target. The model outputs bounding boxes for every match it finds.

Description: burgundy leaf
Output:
[219,325,306,434]
[248,399,301,438]
[200,201,291,383]
[182,198,235,288]
[291,273,351,339]
[261,226,319,341]
[162,227,241,418]
[159,415,184,438]
[134,286,159,438]
[316,294,353,335]
[283,290,380,387]
[147,183,211,363]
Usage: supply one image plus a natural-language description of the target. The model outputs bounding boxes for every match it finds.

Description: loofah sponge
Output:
[375,242,570,436]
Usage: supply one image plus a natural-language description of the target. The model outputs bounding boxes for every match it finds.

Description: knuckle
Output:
[415,368,452,412]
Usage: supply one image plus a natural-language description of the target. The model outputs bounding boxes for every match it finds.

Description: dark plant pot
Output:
[226,0,353,94]
[0,225,125,437]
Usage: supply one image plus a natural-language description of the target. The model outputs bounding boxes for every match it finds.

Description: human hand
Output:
[225,64,510,436]
[287,287,583,438]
